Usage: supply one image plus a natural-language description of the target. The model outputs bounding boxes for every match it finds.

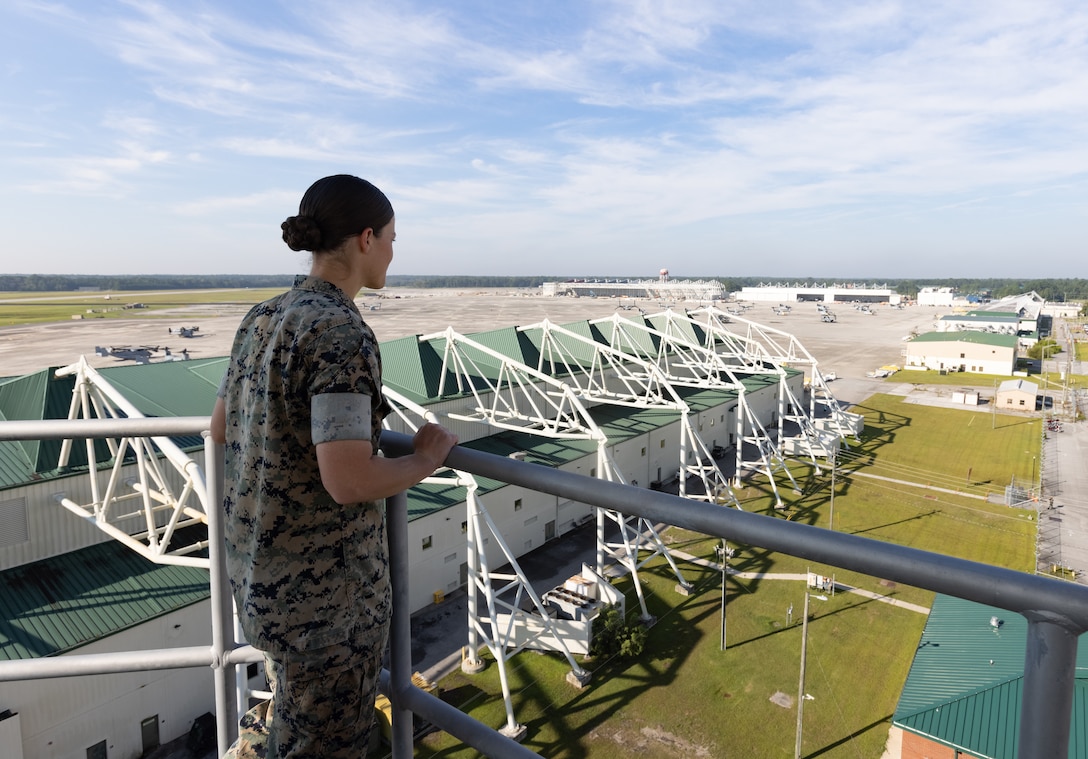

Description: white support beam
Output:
[51,357,211,564]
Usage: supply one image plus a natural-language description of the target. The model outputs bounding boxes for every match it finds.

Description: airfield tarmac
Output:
[0,288,939,397]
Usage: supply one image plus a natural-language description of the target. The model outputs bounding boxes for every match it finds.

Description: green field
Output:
[887,367,1087,391]
[400,394,1039,758]
[0,288,288,327]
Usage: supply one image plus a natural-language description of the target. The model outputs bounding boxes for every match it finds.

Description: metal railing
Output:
[2,417,1087,758]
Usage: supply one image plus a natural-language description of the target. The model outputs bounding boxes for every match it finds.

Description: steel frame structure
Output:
[23,308,864,747]
[382,387,590,739]
[2,421,1085,759]
[52,357,211,565]
[430,325,690,621]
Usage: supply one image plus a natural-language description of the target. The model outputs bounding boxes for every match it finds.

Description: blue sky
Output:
[2,1,1086,278]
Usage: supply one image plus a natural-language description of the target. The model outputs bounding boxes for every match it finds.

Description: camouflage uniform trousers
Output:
[226,621,389,759]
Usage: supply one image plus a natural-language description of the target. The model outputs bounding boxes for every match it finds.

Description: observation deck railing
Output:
[1,417,1086,759]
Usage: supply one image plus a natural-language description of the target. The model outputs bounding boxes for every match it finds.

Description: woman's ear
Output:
[357,228,373,252]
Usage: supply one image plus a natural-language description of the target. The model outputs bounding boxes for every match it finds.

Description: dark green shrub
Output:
[590,604,647,660]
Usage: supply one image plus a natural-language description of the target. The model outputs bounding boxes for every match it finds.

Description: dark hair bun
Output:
[281,214,323,252]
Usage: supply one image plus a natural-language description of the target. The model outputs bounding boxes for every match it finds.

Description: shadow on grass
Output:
[721,593,880,652]
[470,577,710,758]
[806,714,893,758]
[850,510,938,536]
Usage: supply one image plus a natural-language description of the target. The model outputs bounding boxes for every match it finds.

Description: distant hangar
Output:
[734,282,902,306]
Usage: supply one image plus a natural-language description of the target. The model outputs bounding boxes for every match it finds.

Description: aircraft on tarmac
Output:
[94,345,190,364]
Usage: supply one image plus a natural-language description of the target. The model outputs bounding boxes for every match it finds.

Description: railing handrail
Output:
[0,418,1083,758]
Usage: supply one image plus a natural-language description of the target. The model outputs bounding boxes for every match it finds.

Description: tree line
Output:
[2,274,1087,301]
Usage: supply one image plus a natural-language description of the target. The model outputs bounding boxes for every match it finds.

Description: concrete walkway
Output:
[668,550,931,615]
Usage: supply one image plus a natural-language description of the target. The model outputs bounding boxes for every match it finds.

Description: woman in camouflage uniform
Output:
[211,174,457,758]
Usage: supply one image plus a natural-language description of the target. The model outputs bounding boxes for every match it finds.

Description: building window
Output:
[87,741,107,759]
[1019,399,1025,406]
[590,468,596,477]
[461,520,468,534]
[422,535,433,550]
[641,447,646,456]
[514,498,523,511]
[660,439,665,448]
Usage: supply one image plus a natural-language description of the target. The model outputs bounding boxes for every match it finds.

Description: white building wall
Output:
[903,340,1015,374]
[1,458,204,571]
[646,421,682,489]
[2,602,214,759]
[917,288,956,307]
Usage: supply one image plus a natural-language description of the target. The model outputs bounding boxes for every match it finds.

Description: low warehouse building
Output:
[902,332,1017,375]
[996,378,1039,411]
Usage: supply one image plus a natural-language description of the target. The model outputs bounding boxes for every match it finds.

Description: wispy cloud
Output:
[2,0,1087,275]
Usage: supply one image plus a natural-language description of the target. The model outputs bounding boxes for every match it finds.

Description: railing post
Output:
[386,490,415,758]
[1018,616,1079,759]
[203,432,240,756]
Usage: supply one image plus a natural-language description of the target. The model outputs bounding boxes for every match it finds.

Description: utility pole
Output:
[829,447,837,532]
[719,539,728,651]
[795,589,827,758]
[795,592,810,759]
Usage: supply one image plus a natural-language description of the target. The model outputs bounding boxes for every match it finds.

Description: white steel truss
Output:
[687,306,862,442]
[589,311,805,506]
[52,357,211,566]
[383,387,591,740]
[429,326,688,620]
[525,318,737,507]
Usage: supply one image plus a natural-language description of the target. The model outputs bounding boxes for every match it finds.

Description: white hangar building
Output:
[541,274,726,302]
[902,331,1019,375]
[0,306,860,759]
[734,282,902,306]
[917,287,958,307]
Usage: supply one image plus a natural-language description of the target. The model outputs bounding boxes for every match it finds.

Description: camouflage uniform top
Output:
[219,275,391,655]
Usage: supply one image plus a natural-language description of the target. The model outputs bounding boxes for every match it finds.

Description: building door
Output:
[86,740,107,759]
[141,716,160,754]
[545,520,556,541]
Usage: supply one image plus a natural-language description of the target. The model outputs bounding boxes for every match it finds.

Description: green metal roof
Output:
[381,334,450,403]
[592,316,659,359]
[0,367,120,487]
[0,531,210,661]
[893,594,1088,758]
[909,331,1018,348]
[966,311,1019,319]
[99,357,226,417]
[648,312,703,345]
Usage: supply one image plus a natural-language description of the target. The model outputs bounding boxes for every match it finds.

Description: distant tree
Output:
[1027,338,1061,360]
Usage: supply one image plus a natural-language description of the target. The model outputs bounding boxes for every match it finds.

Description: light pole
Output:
[716,540,729,651]
[829,447,837,532]
[795,590,827,759]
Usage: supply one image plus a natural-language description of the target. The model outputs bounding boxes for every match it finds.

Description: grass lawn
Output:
[400,394,1038,758]
[0,288,288,326]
